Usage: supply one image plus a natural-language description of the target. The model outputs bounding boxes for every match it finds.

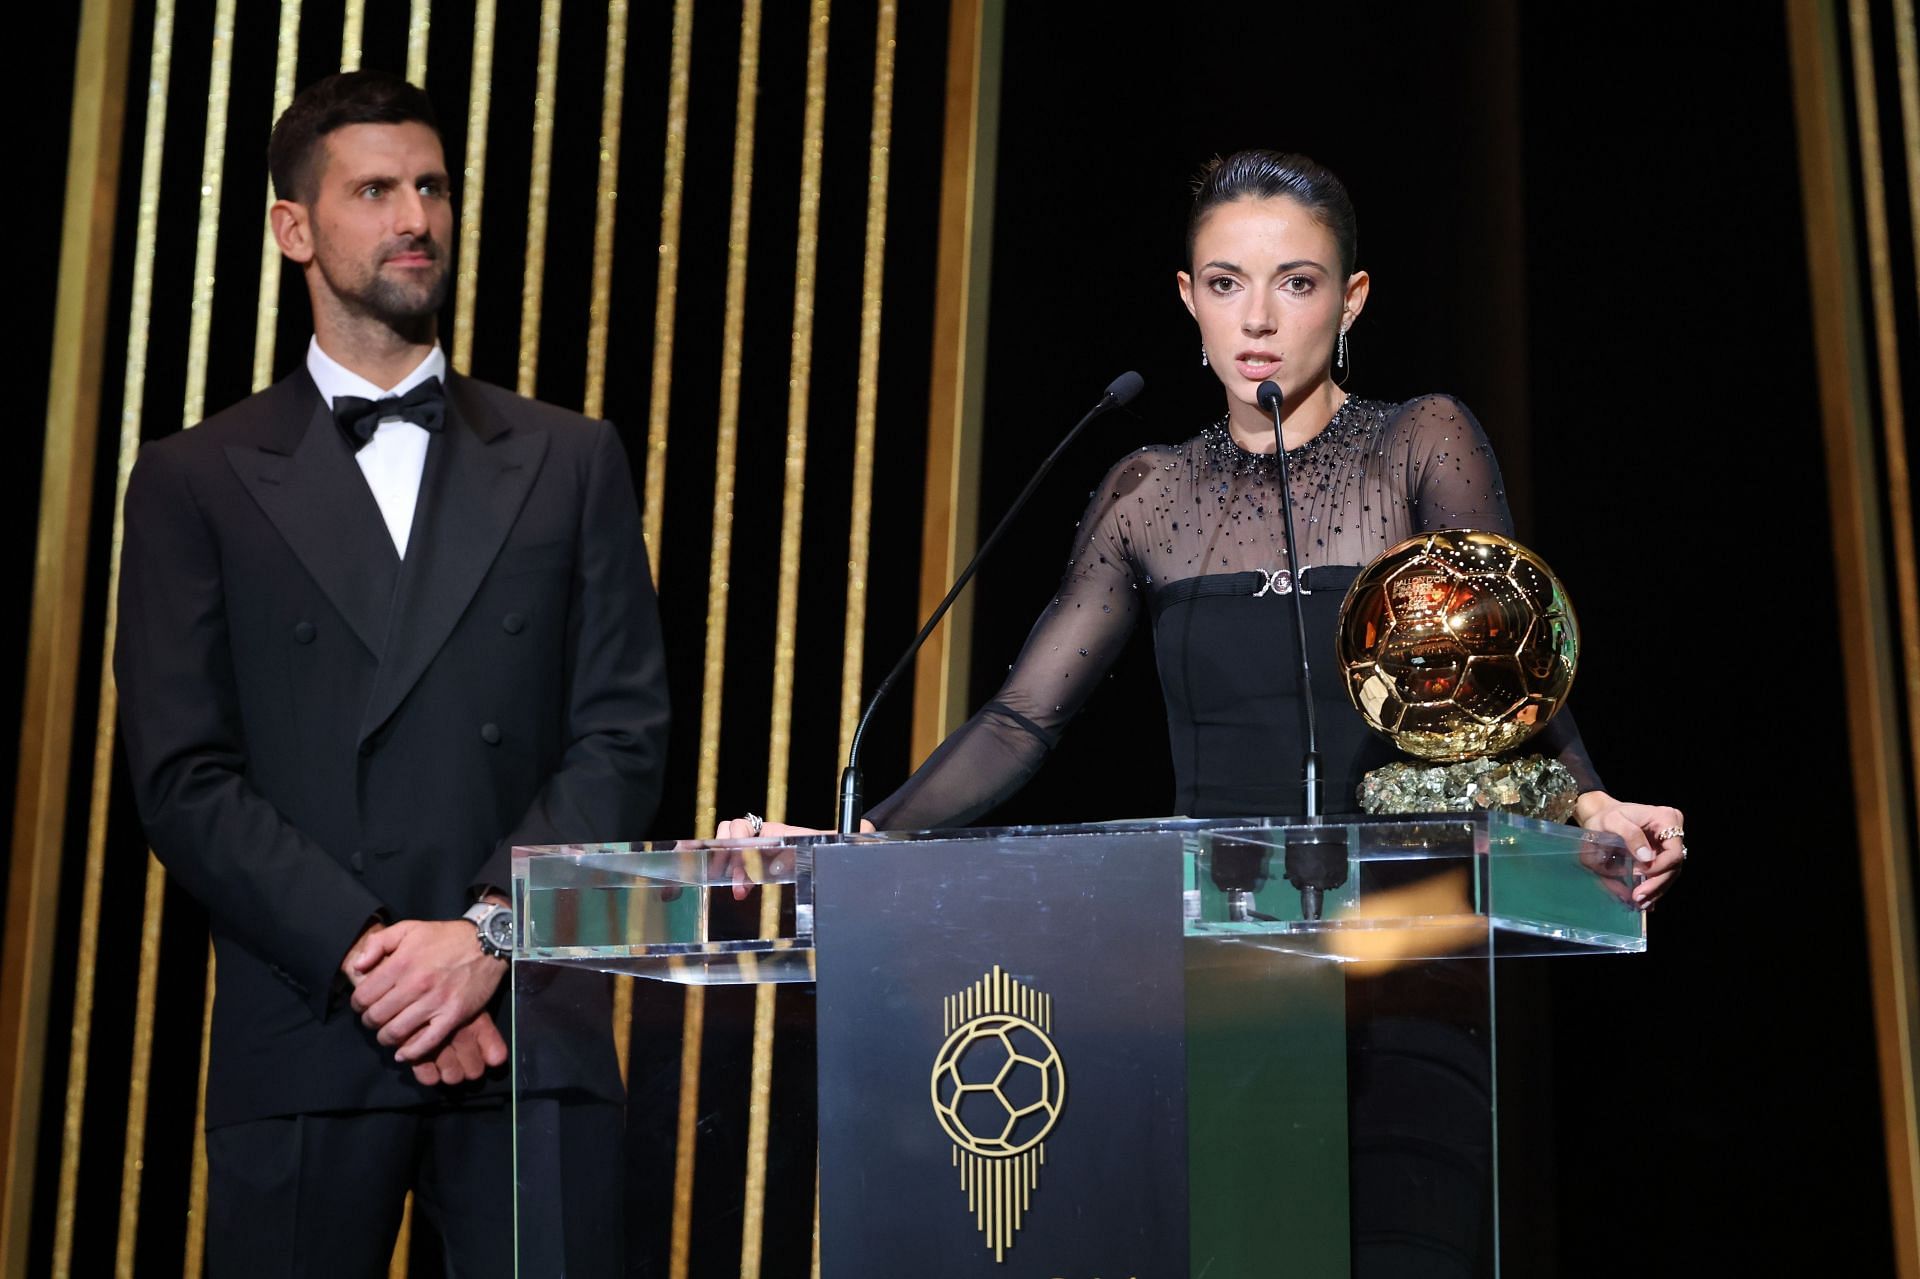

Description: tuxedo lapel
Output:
[223,372,401,659]
[357,375,549,745]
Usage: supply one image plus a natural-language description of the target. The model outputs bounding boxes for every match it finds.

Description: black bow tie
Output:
[333,376,447,451]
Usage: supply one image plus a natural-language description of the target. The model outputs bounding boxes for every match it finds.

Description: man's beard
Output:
[317,235,451,327]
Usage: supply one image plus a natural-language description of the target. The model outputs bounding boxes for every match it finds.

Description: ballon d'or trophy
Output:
[1337,530,1581,821]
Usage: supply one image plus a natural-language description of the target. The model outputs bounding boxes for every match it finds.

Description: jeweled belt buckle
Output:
[1253,568,1304,597]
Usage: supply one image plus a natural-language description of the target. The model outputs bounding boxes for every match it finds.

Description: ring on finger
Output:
[745,811,763,837]
[1655,824,1684,842]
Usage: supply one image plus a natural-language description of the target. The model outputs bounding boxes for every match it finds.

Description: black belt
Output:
[1148,566,1362,619]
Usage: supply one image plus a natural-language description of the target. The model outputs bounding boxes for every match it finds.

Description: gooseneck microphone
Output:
[1258,379,1347,920]
[836,371,1147,835]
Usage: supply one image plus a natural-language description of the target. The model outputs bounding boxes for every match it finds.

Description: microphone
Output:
[836,371,1147,834]
[1256,379,1347,920]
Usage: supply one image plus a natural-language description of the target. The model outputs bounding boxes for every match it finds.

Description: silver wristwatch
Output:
[462,901,515,959]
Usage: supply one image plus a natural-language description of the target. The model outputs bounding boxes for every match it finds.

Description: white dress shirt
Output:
[306,337,448,558]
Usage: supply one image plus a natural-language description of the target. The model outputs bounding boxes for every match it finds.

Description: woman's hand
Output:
[709,815,876,899]
[1573,791,1686,908]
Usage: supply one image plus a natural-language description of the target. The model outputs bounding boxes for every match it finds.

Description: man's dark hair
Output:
[1186,150,1359,278]
[268,70,441,204]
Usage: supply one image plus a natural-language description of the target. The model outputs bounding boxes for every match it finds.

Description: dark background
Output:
[9,2,1896,1275]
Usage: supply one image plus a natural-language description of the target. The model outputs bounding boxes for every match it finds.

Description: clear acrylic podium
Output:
[511,813,1645,1276]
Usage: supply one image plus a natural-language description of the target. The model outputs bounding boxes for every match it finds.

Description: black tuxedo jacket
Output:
[115,368,669,1127]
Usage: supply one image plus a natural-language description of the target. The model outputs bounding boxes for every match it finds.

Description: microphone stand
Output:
[837,372,1146,835]
[1256,381,1348,921]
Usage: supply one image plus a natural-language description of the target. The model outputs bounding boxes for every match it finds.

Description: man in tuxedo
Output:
[114,70,666,1276]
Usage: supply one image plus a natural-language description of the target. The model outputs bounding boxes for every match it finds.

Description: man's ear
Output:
[270,199,314,265]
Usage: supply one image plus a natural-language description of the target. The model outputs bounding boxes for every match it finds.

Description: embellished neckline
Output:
[1203,396,1375,467]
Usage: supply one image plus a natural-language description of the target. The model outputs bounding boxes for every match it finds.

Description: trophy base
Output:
[1358,754,1579,823]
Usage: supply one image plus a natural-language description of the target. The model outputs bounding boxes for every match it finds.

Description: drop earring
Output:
[1200,342,1209,368]
[1337,327,1348,369]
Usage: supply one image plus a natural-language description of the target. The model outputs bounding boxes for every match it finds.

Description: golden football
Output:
[1337,531,1578,761]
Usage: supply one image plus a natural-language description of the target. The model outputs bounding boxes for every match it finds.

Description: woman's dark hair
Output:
[269,70,442,204]
[1186,150,1358,277]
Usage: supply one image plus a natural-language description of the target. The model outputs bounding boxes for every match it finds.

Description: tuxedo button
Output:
[349,850,365,873]
[480,723,502,745]
[501,613,525,634]
[293,621,316,644]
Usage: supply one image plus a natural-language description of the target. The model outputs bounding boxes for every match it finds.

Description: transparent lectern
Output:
[511,813,1645,1277]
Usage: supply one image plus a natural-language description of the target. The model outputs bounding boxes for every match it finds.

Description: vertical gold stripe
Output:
[250,0,304,393]
[1850,4,1920,1266]
[613,978,633,1083]
[52,0,173,1264]
[125,0,235,1266]
[584,0,631,421]
[739,982,779,1278]
[765,0,832,822]
[182,0,236,426]
[743,5,835,1248]
[182,945,213,1278]
[1897,0,1920,305]
[994,1156,1004,1260]
[114,857,168,1276]
[652,7,698,1267]
[451,0,497,374]
[910,0,1003,764]
[836,0,900,763]
[515,0,563,397]
[589,0,635,1084]
[1848,0,1912,441]
[10,1,135,1272]
[692,0,763,839]
[407,0,431,86]
[642,0,695,566]
[340,0,365,71]
[1852,0,1920,821]
[668,988,706,1279]
[986,1158,994,1254]
[1789,3,1920,1268]
[389,1194,413,1277]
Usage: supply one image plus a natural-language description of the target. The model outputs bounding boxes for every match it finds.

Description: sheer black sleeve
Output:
[863,449,1166,831]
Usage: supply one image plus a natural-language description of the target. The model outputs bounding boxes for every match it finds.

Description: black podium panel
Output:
[815,832,1188,1277]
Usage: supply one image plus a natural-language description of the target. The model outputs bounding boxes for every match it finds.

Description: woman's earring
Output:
[1337,327,1348,369]
[1200,342,1209,368]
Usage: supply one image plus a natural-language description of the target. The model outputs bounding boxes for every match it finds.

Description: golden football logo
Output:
[931,966,1066,1262]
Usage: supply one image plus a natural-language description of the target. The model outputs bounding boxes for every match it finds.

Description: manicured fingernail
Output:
[1634,846,1655,862]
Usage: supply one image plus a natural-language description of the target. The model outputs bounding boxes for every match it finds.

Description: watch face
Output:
[483,910,515,950]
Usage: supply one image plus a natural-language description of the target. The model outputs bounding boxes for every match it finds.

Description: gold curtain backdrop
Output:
[6,0,982,1274]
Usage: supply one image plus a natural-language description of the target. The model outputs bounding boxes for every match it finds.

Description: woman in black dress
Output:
[725,150,1685,904]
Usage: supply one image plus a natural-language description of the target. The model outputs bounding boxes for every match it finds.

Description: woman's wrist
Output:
[1573,789,1614,825]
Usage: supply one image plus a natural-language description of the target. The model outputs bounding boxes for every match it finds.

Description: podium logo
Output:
[930,965,1067,1263]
